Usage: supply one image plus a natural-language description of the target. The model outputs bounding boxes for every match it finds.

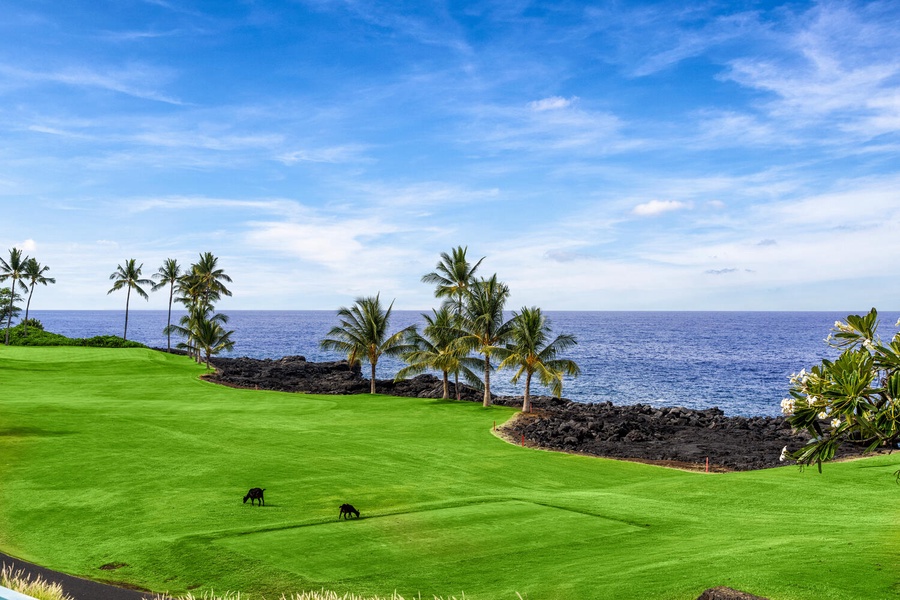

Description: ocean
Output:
[26,310,900,417]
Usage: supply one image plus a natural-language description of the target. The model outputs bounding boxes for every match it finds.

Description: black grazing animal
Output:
[243,487,265,506]
[339,503,360,519]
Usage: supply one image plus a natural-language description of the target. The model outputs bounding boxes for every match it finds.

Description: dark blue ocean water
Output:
[27,310,900,417]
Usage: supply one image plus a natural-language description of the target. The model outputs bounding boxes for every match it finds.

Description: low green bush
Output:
[3,323,145,348]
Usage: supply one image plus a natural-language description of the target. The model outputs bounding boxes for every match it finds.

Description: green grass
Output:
[0,346,898,600]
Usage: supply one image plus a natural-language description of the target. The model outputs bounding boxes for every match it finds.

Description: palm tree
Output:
[190,313,235,369]
[496,307,581,413]
[421,246,485,400]
[152,258,182,352]
[0,289,23,329]
[0,248,30,345]
[22,258,55,336]
[458,274,512,407]
[169,306,229,363]
[320,294,416,394]
[192,251,232,310]
[396,306,481,399]
[107,259,152,341]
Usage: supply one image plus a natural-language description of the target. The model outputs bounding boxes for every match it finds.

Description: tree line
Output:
[0,247,56,344]
[3,244,579,412]
[107,252,235,368]
[320,246,580,412]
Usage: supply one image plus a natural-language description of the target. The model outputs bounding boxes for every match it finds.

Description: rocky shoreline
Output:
[208,355,860,471]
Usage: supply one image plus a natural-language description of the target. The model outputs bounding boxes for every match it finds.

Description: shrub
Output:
[782,308,900,472]
[0,564,73,600]
[4,323,146,349]
[155,590,472,600]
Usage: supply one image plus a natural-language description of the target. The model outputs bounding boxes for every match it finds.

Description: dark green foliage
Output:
[0,288,22,324]
[4,322,145,348]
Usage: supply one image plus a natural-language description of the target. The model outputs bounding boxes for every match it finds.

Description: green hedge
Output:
[3,321,146,348]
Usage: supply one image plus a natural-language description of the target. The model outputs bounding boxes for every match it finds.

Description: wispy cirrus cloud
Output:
[719,3,900,140]
[632,199,689,217]
[277,144,370,164]
[466,98,633,155]
[0,63,183,104]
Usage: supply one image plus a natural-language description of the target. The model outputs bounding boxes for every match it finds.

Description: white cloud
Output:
[529,96,574,111]
[720,3,900,140]
[128,197,299,215]
[277,144,369,164]
[468,100,631,154]
[632,199,689,216]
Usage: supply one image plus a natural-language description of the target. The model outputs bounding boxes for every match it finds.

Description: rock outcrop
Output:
[208,355,482,399]
[497,397,865,471]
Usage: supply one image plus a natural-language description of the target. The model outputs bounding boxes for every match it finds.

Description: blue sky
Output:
[1,0,899,311]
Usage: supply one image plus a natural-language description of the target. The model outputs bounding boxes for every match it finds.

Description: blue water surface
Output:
[28,310,900,417]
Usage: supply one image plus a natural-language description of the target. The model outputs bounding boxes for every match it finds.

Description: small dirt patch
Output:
[98,562,127,571]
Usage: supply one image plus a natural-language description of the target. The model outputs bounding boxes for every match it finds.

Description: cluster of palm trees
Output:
[108,252,234,367]
[320,246,580,412]
[0,247,56,345]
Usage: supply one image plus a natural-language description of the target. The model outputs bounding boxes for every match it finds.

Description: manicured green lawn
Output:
[0,347,898,599]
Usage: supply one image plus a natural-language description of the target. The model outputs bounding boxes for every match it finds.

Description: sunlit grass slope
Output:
[0,347,898,599]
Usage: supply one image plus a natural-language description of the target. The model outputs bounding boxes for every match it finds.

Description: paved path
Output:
[0,552,158,600]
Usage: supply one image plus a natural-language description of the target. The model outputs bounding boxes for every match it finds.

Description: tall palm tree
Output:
[421,246,485,400]
[496,307,581,413]
[458,274,512,407]
[22,258,55,336]
[152,258,182,352]
[396,306,481,399]
[0,248,30,345]
[320,294,416,394]
[107,259,152,341]
[192,251,232,311]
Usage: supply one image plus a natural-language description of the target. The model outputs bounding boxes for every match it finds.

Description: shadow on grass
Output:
[0,427,76,437]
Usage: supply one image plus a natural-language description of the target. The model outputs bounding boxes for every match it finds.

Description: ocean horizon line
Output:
[29,308,896,314]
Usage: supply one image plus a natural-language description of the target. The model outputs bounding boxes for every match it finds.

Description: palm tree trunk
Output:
[166,282,174,352]
[370,362,377,394]
[523,371,532,413]
[455,292,462,401]
[442,371,449,399]
[4,311,10,345]
[483,354,491,407]
[24,285,35,336]
[124,286,131,341]
[4,283,13,345]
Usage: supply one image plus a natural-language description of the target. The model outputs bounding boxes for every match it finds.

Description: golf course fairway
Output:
[0,346,898,599]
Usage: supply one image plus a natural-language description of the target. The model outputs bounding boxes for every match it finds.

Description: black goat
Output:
[339,503,360,519]
[243,487,265,506]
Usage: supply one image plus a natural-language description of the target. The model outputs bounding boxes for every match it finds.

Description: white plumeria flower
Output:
[831,418,841,429]
[818,411,829,419]
[779,446,789,462]
[781,398,795,416]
